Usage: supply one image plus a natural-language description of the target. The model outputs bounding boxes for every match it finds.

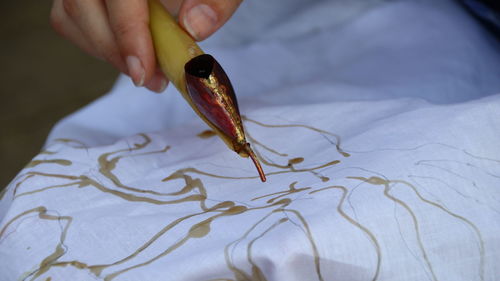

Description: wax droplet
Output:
[189,222,210,238]
[197,130,217,139]
[288,157,305,165]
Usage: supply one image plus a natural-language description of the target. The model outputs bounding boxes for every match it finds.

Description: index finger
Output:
[105,0,156,86]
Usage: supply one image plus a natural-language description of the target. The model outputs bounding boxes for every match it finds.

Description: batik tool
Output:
[148,0,266,182]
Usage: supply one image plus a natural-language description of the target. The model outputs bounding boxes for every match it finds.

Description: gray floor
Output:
[0,1,118,189]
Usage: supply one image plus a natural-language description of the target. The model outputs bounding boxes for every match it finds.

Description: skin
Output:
[50,0,243,93]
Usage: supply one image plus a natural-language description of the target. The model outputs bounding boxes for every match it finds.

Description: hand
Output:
[50,0,242,93]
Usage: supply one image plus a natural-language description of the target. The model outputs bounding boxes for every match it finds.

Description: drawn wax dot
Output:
[367,177,388,185]
[288,157,304,165]
[189,223,211,238]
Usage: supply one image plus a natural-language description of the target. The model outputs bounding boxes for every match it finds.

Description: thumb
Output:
[179,0,242,41]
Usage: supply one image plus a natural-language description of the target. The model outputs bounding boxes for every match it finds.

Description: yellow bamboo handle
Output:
[148,0,203,97]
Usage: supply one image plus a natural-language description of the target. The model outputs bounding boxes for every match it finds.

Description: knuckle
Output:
[62,0,78,17]
[100,47,120,65]
[113,21,143,38]
[96,44,113,60]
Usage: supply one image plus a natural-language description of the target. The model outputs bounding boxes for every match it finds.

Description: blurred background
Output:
[0,1,118,189]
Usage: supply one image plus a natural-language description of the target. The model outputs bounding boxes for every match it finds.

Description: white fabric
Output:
[1,0,500,280]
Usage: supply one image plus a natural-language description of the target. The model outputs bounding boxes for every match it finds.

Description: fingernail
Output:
[183,4,218,40]
[126,56,145,87]
[146,73,168,93]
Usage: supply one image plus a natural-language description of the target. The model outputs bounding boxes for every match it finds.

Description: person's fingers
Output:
[159,0,185,16]
[145,67,169,93]
[179,0,243,41]
[105,0,159,87]
[61,0,127,73]
[50,0,100,58]
[52,0,237,92]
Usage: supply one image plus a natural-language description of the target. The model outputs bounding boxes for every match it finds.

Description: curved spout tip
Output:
[244,143,266,182]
